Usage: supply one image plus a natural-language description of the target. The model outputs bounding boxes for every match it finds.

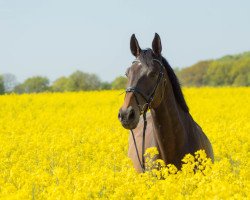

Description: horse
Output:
[118,33,214,173]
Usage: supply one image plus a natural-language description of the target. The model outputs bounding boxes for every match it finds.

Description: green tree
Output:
[52,76,69,92]
[230,57,250,86]
[111,76,127,89]
[178,61,212,86]
[2,73,18,92]
[233,74,249,86]
[0,75,5,94]
[100,81,112,90]
[177,51,250,87]
[13,84,25,94]
[67,70,101,91]
[20,76,50,93]
[205,60,234,86]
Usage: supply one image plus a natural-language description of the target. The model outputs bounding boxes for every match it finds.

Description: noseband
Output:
[125,59,165,172]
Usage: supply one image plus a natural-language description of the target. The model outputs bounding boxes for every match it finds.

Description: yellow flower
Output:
[0,88,249,199]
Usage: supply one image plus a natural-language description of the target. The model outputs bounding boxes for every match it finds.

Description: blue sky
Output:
[0,0,250,82]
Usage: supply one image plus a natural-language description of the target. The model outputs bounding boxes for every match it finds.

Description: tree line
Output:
[0,71,127,94]
[0,51,249,94]
[177,51,250,86]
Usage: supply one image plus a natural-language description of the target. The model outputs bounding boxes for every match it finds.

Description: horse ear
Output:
[130,34,141,57]
[152,33,162,56]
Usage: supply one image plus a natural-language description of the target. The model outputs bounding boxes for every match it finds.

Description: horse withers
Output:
[118,33,214,172]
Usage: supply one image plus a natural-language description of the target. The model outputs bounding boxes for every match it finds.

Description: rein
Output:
[125,59,164,172]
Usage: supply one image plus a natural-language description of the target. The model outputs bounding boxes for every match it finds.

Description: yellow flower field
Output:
[0,88,249,199]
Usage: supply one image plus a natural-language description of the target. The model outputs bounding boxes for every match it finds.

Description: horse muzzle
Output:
[118,106,139,129]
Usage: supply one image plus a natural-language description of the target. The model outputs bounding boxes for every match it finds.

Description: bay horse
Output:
[118,33,214,173]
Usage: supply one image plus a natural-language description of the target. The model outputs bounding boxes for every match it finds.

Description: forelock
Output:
[138,49,154,66]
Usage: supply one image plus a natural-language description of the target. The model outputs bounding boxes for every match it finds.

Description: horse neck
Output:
[150,83,190,167]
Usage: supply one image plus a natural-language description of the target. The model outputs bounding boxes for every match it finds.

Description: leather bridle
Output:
[125,58,165,172]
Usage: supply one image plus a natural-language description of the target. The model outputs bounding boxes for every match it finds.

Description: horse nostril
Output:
[128,109,135,121]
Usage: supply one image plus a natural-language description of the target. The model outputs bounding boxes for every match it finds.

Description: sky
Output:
[0,0,250,83]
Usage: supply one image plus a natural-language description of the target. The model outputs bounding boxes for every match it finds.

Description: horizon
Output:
[2,49,250,84]
[1,0,250,83]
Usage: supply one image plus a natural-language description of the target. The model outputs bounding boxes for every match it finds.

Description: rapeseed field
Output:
[0,88,249,199]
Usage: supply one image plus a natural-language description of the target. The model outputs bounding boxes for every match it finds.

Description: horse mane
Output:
[139,49,189,113]
[161,56,189,113]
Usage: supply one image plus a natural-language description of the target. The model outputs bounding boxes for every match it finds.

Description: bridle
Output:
[125,58,165,172]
